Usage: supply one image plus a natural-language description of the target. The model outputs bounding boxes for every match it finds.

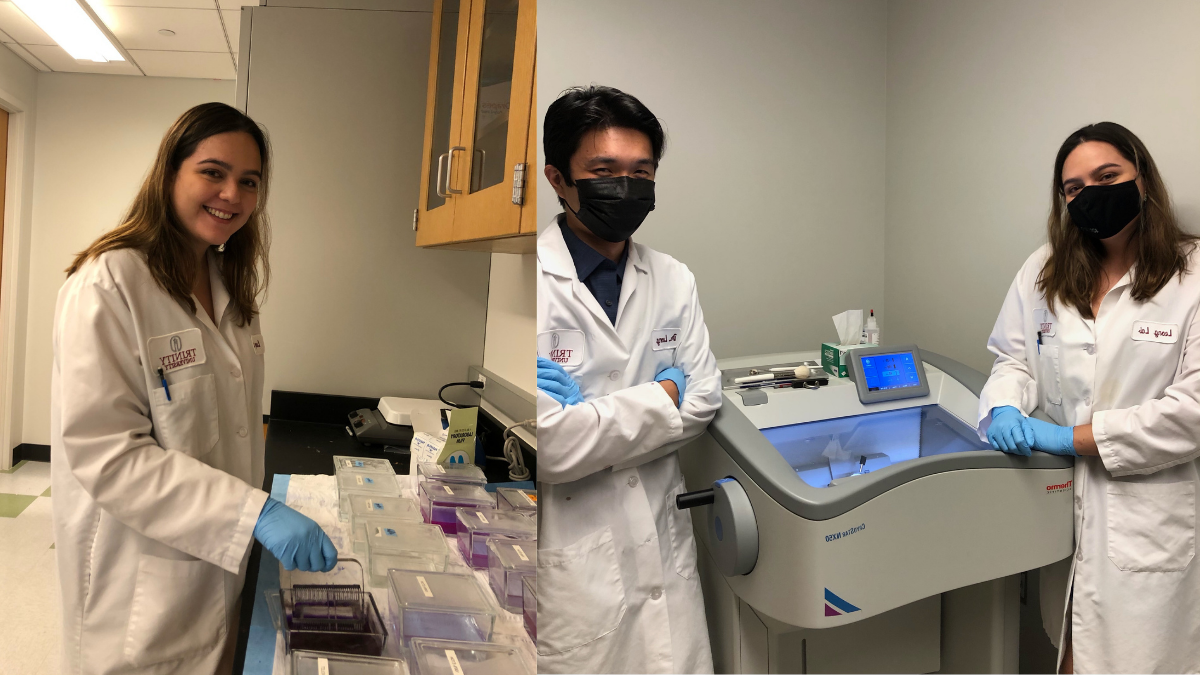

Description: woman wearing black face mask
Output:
[978,122,1200,673]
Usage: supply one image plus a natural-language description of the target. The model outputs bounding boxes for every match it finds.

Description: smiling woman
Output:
[49,102,338,675]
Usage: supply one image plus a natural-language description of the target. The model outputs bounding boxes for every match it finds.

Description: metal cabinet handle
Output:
[435,152,450,198]
[446,146,466,195]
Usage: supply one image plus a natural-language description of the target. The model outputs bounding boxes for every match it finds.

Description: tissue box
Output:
[821,342,877,378]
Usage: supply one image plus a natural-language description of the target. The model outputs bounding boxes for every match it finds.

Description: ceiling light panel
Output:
[103,6,227,52]
[10,0,123,61]
[25,43,138,72]
[0,2,57,45]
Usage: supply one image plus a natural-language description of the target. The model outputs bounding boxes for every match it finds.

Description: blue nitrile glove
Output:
[537,356,584,407]
[655,367,686,408]
[987,406,1034,456]
[1025,417,1077,456]
[253,498,338,572]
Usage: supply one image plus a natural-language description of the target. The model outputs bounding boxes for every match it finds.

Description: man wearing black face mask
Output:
[534,86,722,674]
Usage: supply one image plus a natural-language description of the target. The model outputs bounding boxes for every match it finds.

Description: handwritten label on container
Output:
[417,576,434,598]
[443,485,454,495]
[317,657,329,675]
[513,544,529,562]
[477,511,489,524]
[445,650,464,675]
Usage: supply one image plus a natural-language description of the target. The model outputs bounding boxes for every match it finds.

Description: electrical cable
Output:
[503,418,536,481]
[438,380,484,409]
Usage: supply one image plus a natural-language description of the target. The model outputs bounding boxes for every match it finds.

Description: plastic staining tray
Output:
[418,481,494,534]
[408,638,532,675]
[363,520,449,588]
[291,650,406,675]
[495,487,537,514]
[334,456,396,475]
[487,538,536,613]
[350,497,422,555]
[387,570,495,647]
[416,462,487,486]
[268,559,387,657]
[522,575,535,640]
[338,471,400,522]
[455,508,536,568]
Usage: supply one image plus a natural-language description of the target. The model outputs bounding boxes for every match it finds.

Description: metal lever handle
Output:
[446,146,466,195]
[435,152,450,198]
[676,488,715,510]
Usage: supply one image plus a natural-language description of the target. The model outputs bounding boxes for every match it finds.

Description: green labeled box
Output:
[821,342,878,378]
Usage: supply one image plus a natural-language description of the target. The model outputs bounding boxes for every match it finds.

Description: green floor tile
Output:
[41,486,51,498]
[0,460,28,475]
[0,493,37,517]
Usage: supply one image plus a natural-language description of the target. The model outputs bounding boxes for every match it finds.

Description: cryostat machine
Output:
[677,346,1074,673]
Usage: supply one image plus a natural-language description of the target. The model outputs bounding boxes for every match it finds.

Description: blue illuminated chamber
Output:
[762,405,991,488]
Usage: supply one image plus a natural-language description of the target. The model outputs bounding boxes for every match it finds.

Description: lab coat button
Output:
[237,426,248,438]
[1086,344,1096,355]
[627,475,639,488]
[609,370,620,381]
[651,587,662,600]
[231,368,242,379]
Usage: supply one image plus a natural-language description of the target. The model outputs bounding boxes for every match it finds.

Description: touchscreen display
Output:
[859,351,922,392]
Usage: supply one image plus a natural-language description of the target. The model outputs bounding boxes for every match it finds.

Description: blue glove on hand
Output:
[1025,417,1077,456]
[655,367,686,407]
[537,356,583,407]
[253,498,338,572]
[987,406,1034,456]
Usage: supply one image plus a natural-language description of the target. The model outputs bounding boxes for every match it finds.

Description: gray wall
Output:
[538,0,888,360]
[243,6,491,407]
[885,0,1200,374]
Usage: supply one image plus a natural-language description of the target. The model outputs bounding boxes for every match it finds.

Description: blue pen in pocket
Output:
[157,367,171,402]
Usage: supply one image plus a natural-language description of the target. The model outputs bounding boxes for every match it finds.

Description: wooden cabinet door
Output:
[415,0,472,246]
[449,0,535,243]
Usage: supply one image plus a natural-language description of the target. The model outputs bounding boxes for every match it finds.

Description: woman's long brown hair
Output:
[1038,122,1194,319]
[67,102,271,326]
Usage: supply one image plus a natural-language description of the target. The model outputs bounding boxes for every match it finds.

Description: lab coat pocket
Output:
[1106,482,1195,572]
[150,373,220,458]
[537,527,628,659]
[124,554,227,667]
[666,482,699,580]
[1037,345,1063,406]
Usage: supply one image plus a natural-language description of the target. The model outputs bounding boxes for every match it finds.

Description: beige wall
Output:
[20,74,235,446]
[0,45,37,467]
[483,252,534,393]
[538,0,889,360]
[242,6,491,408]
[885,0,1200,373]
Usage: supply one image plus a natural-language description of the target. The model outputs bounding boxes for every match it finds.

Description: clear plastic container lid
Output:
[292,650,407,675]
[417,462,487,485]
[456,508,536,540]
[351,496,421,522]
[338,472,401,496]
[495,487,537,513]
[408,638,532,675]
[419,481,494,508]
[334,456,397,475]
[387,571,496,645]
[488,538,536,573]
[364,520,448,557]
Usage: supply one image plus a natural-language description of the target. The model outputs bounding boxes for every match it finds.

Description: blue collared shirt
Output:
[558,217,627,325]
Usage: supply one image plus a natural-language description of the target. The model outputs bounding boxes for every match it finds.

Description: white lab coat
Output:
[536,221,722,674]
[979,243,1200,673]
[51,248,269,675]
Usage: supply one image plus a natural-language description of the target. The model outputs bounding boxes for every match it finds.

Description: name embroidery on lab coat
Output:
[537,329,585,366]
[1132,320,1179,344]
[251,333,265,355]
[147,328,207,374]
[652,328,681,351]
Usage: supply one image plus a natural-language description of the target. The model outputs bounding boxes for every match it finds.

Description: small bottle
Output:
[865,309,880,345]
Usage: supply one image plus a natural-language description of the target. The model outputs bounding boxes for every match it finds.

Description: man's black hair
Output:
[543,85,665,207]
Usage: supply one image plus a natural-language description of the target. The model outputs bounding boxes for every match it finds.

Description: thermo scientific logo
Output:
[1046,480,1073,494]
